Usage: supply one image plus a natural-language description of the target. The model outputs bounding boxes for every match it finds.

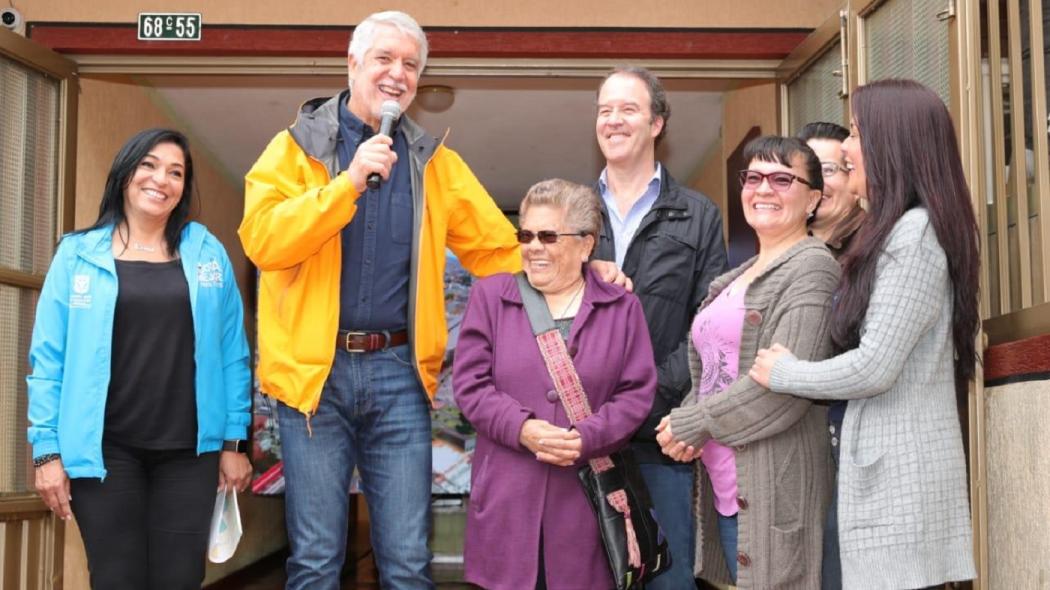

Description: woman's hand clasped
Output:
[35,459,72,520]
[655,416,702,463]
[218,451,252,492]
[518,419,581,467]
[749,342,793,389]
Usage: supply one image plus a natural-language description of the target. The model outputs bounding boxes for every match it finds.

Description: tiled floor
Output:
[205,552,474,589]
[206,556,730,590]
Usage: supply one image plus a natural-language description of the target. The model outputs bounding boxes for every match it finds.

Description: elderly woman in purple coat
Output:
[453,179,656,590]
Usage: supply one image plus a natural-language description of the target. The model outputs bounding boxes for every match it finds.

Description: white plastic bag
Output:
[207,488,242,563]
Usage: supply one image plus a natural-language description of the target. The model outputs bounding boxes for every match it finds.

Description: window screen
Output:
[787,42,848,134]
[865,0,951,105]
[0,54,61,494]
[0,285,37,493]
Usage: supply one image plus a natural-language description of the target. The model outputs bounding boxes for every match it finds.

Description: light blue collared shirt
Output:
[598,163,662,269]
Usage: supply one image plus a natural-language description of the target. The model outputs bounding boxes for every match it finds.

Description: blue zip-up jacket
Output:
[26,222,251,479]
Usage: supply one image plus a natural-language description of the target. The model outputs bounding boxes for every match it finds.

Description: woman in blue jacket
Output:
[27,128,252,589]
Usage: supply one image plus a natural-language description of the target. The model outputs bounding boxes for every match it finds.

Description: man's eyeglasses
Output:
[738,170,812,192]
[820,161,848,177]
[515,229,588,245]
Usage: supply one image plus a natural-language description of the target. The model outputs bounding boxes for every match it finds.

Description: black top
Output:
[104,259,197,449]
[825,269,849,463]
[554,317,574,342]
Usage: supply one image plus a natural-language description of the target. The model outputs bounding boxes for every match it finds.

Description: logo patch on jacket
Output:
[197,260,223,288]
[71,274,92,308]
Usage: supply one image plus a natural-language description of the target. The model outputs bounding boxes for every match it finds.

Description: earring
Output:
[858,197,870,212]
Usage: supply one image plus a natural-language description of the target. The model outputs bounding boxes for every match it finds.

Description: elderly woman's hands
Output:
[519,419,582,466]
[748,342,793,388]
[655,416,702,463]
[35,459,72,520]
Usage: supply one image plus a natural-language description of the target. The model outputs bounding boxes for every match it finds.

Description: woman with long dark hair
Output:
[28,128,253,589]
[751,79,978,589]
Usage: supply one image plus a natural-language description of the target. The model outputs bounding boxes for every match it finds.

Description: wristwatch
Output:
[222,440,248,453]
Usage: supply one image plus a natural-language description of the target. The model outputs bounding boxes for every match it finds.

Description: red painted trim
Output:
[27,25,807,60]
[984,333,1050,382]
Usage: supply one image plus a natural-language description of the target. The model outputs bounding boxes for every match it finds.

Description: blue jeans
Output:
[638,462,696,589]
[717,513,738,583]
[277,344,434,590]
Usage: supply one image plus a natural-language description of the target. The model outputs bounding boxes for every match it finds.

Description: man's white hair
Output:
[348,11,428,71]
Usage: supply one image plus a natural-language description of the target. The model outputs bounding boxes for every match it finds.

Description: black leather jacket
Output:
[594,167,729,464]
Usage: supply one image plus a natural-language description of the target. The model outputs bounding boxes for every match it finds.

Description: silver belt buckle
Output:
[344,330,393,352]
[345,331,366,353]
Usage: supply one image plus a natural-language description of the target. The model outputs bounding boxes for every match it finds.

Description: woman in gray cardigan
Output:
[656,136,838,589]
[751,79,979,589]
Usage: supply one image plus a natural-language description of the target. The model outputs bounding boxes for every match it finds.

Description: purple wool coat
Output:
[453,268,657,590]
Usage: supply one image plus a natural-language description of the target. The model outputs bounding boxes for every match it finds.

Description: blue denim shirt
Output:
[597,163,662,269]
[336,91,413,331]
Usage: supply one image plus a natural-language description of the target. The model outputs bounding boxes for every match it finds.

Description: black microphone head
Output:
[380,100,401,120]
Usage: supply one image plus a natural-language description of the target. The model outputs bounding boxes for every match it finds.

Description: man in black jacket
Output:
[593,66,728,588]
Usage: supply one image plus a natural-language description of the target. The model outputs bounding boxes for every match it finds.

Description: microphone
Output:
[366,100,402,190]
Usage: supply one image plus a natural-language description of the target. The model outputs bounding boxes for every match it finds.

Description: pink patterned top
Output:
[690,277,746,517]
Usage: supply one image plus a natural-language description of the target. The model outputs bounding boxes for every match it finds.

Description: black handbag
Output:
[516,273,671,590]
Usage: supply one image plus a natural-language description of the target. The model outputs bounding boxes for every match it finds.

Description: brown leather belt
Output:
[337,329,408,353]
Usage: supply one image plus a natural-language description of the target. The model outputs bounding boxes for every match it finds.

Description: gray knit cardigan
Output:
[769,208,976,589]
[669,237,839,589]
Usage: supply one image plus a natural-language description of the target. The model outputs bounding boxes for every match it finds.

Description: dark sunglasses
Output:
[515,229,587,244]
[738,170,812,192]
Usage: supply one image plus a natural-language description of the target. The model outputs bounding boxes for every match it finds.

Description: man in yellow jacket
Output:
[239,11,521,589]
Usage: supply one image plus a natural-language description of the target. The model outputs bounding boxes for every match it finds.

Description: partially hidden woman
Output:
[656,136,839,589]
[27,128,253,589]
[751,79,978,589]
[453,179,656,590]
[798,120,866,589]
[798,121,866,256]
